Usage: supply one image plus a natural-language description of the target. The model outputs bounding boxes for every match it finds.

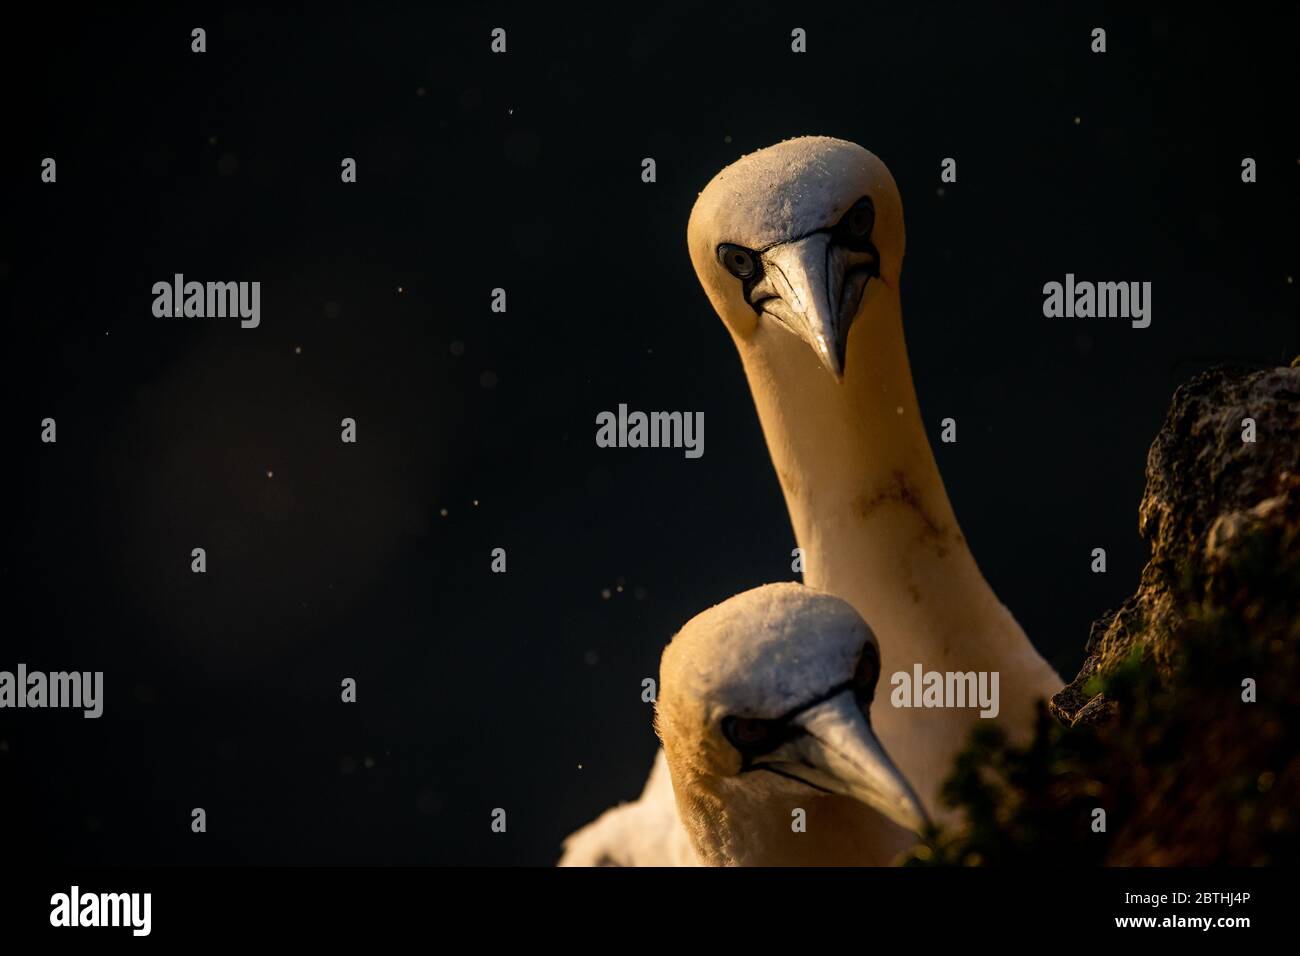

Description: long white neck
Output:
[735,285,1061,811]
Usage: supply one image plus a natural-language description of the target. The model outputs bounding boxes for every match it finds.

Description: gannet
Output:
[560,583,927,866]
[685,137,1062,835]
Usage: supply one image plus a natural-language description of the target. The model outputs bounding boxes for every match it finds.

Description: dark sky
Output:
[1,4,1295,865]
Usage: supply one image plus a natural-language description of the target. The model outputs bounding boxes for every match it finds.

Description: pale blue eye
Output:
[718,243,758,280]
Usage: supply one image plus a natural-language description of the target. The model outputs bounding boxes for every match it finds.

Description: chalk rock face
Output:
[1052,361,1300,726]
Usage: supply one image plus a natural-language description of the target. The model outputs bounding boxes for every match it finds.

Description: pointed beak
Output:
[758,233,851,378]
[756,690,929,834]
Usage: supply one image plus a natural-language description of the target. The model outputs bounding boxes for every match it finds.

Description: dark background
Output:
[1,3,1295,865]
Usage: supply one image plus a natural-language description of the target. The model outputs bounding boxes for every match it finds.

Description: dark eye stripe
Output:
[722,666,872,759]
[836,196,876,247]
[854,644,881,699]
[721,715,783,756]
[717,243,759,280]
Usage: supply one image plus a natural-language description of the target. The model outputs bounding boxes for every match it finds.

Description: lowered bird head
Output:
[656,583,928,859]
[687,136,905,379]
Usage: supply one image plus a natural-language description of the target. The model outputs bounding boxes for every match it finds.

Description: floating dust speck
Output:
[896,406,904,415]
[578,763,583,770]
[416,86,426,97]
[439,508,448,517]
[634,586,647,600]
[1287,276,1294,285]
[397,286,404,293]
[936,186,946,197]
[472,499,480,507]
[266,469,274,478]
[450,340,466,357]
[208,135,217,146]
[294,345,302,355]
[1073,116,1082,125]
[724,134,732,143]
[364,756,375,769]
[480,370,499,389]
[601,588,612,600]
[584,650,600,667]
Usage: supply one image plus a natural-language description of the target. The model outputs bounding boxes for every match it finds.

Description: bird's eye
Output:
[717,243,759,280]
[722,715,777,754]
[853,643,881,700]
[839,197,875,241]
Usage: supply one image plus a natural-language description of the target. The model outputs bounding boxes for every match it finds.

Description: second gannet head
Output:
[656,583,928,865]
[687,135,905,378]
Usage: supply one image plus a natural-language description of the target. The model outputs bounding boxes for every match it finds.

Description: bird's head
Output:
[656,582,927,839]
[687,136,905,378]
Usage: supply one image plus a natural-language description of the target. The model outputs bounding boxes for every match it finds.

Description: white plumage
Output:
[687,137,1062,827]
[564,137,1061,866]
[559,751,696,867]
[562,584,925,866]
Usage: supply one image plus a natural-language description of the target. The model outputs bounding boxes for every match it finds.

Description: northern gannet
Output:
[685,137,1062,837]
[560,583,927,866]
